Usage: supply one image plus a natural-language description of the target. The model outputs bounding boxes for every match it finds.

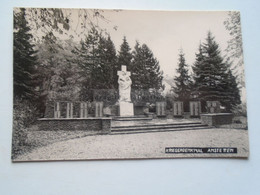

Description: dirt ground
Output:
[14,128,249,161]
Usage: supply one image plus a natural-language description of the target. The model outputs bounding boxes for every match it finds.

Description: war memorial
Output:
[38,65,234,135]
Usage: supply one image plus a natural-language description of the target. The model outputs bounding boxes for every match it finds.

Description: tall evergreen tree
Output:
[192,32,241,112]
[172,50,192,111]
[131,42,164,90]
[223,69,241,111]
[118,36,132,67]
[98,35,118,89]
[117,36,132,89]
[73,27,101,100]
[13,8,39,157]
[74,28,119,99]
[84,27,101,89]
[130,41,142,89]
[13,8,37,100]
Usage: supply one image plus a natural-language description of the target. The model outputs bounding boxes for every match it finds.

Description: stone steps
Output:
[111,122,209,135]
[111,126,210,135]
[112,122,201,130]
[113,115,153,121]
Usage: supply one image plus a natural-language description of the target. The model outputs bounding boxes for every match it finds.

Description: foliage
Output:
[98,35,118,89]
[36,37,82,103]
[231,102,247,116]
[192,32,241,112]
[223,69,241,111]
[165,92,175,110]
[131,89,165,105]
[72,27,100,100]
[12,98,38,159]
[224,11,245,87]
[130,42,164,90]
[172,50,192,111]
[16,8,112,43]
[13,8,165,118]
[93,89,118,105]
[73,28,118,100]
[13,8,40,158]
[117,36,133,88]
[13,8,38,101]
[118,36,132,67]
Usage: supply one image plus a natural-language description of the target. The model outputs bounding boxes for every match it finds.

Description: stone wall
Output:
[38,118,111,134]
[134,105,146,115]
[201,113,233,126]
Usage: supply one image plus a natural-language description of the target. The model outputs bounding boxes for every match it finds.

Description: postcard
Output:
[12,8,248,161]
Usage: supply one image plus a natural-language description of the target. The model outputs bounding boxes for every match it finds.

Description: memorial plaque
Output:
[173,101,183,117]
[206,101,221,113]
[80,102,88,118]
[54,102,61,118]
[95,102,104,117]
[156,102,166,116]
[190,101,201,117]
[66,102,73,118]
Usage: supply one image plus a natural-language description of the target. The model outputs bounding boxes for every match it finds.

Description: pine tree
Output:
[74,28,119,100]
[117,36,132,89]
[84,27,102,89]
[192,43,204,90]
[118,36,132,67]
[131,42,164,90]
[130,41,143,89]
[73,27,101,100]
[13,8,39,157]
[223,69,241,111]
[13,8,37,100]
[192,32,241,112]
[172,50,192,111]
[98,35,118,89]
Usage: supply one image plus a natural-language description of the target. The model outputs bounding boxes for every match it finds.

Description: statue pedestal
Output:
[118,102,134,116]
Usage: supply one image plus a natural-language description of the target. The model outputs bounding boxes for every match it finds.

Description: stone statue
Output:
[117,65,134,116]
[117,66,132,102]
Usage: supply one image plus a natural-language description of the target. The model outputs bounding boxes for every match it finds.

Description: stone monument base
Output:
[119,102,134,116]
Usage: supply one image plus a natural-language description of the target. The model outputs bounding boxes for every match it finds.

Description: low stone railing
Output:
[201,113,233,126]
[38,117,112,134]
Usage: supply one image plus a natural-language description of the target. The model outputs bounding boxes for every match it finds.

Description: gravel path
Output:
[14,129,249,161]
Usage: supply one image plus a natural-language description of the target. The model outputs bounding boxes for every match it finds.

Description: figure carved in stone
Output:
[117,65,132,102]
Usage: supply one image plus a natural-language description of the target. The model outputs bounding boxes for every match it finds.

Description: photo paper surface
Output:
[12,8,249,161]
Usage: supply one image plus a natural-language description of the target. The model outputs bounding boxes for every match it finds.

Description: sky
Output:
[54,9,232,78]
[96,10,231,78]
[27,9,232,78]
[26,9,238,94]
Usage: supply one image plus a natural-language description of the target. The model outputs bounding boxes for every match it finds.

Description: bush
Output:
[231,102,247,116]
[12,98,38,159]
[233,119,242,124]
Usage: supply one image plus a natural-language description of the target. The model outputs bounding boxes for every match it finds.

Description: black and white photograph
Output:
[12,8,249,161]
